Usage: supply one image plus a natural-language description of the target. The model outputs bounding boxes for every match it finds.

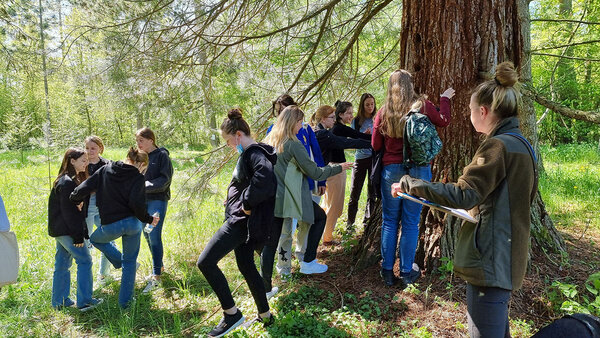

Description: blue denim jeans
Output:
[143,199,168,276]
[51,236,93,308]
[380,164,432,272]
[467,283,511,338]
[90,216,142,308]
[86,194,113,277]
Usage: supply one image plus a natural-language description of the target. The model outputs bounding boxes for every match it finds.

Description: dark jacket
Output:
[88,156,109,176]
[399,117,536,290]
[70,161,153,225]
[145,147,174,201]
[225,143,277,247]
[48,175,87,244]
[314,123,371,164]
[329,122,371,163]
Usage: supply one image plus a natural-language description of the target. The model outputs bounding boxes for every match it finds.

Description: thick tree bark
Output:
[355,0,565,271]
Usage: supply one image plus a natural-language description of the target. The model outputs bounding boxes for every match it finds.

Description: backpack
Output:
[403,109,442,166]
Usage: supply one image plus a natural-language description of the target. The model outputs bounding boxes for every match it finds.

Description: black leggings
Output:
[347,156,375,226]
[260,201,327,291]
[197,221,269,313]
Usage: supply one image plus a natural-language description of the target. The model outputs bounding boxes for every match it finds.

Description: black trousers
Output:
[197,220,269,313]
[260,201,327,291]
[347,156,375,226]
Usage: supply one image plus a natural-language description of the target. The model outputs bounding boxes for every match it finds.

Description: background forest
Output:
[0,0,598,151]
[1,0,600,337]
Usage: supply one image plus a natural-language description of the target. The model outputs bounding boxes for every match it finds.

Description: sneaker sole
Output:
[299,268,328,274]
[209,316,245,338]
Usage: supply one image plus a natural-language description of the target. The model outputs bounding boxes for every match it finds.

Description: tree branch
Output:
[530,18,600,25]
[530,39,600,52]
[522,87,600,124]
[531,52,600,62]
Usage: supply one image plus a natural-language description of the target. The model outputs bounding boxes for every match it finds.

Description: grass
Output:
[0,143,598,337]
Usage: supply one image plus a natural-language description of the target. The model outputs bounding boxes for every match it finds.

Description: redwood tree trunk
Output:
[355,0,565,272]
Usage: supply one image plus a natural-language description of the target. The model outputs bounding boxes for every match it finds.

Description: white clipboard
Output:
[397,192,478,223]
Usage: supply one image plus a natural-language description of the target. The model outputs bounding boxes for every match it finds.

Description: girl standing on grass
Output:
[262,105,353,291]
[267,94,327,279]
[135,127,173,293]
[70,147,159,308]
[83,135,112,285]
[321,101,372,244]
[347,93,377,230]
[197,108,276,337]
[49,148,103,311]
[373,70,453,287]
[392,62,535,338]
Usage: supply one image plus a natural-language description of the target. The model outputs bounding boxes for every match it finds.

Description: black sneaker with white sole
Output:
[207,310,245,337]
[78,298,104,312]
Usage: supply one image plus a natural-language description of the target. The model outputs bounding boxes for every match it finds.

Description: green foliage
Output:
[538,143,600,229]
[547,272,600,316]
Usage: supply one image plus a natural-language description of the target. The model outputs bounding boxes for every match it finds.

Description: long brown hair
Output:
[84,135,105,154]
[54,148,88,187]
[355,93,376,129]
[380,70,421,138]
[136,127,157,147]
[272,94,297,117]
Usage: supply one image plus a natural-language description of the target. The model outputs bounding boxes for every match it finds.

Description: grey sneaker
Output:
[266,286,279,300]
[142,279,160,293]
[78,298,104,312]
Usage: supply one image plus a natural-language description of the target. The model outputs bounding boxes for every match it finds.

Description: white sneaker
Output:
[299,259,328,274]
[266,286,279,300]
[142,279,160,293]
[96,275,112,287]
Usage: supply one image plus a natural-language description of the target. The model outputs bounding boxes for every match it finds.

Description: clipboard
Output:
[397,192,478,223]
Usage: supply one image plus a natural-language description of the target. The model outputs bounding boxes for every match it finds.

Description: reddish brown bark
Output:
[355,0,565,272]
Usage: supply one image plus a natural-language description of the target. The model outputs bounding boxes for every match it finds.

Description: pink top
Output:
[372,97,451,165]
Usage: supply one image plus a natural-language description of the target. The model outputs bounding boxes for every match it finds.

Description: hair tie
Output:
[494,77,502,86]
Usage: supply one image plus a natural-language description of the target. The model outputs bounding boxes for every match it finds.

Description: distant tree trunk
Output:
[38,0,52,189]
[355,0,565,271]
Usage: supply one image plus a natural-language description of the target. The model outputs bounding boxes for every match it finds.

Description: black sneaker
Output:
[78,298,104,312]
[401,265,421,285]
[380,269,398,287]
[208,310,245,337]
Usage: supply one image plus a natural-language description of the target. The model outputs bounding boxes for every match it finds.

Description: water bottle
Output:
[144,212,160,233]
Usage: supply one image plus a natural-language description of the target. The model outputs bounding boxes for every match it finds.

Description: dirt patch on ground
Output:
[289,226,600,337]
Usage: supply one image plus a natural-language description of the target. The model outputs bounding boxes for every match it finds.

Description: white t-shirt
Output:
[0,194,10,232]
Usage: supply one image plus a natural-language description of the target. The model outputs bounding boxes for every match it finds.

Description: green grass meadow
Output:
[0,143,598,337]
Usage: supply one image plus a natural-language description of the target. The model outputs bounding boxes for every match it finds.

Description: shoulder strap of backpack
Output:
[502,132,538,203]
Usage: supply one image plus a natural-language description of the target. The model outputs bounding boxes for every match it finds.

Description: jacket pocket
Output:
[455,221,482,269]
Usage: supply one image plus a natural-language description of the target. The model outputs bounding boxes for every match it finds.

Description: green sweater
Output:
[274,140,342,224]
[399,117,536,290]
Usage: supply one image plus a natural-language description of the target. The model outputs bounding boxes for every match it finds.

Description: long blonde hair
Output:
[265,105,304,153]
[380,70,421,138]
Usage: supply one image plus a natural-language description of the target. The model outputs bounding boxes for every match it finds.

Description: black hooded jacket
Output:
[145,147,173,201]
[225,143,277,247]
[48,175,88,244]
[70,161,153,225]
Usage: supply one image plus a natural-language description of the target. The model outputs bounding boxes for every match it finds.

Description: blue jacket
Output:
[267,123,326,190]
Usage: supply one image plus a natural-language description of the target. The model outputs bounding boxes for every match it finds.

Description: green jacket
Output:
[274,139,342,224]
[399,117,536,290]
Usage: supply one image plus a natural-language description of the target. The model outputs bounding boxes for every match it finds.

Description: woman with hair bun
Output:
[70,147,159,308]
[392,62,536,338]
[197,108,277,337]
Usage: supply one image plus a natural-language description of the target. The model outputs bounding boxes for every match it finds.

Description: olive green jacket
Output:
[399,117,536,290]
[274,140,342,224]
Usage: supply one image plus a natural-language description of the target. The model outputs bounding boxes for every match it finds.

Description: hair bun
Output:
[495,62,519,87]
[228,108,243,120]
[334,100,341,107]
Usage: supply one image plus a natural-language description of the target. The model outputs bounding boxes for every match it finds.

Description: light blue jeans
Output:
[143,199,168,276]
[51,236,93,308]
[86,194,113,277]
[90,216,142,308]
[380,164,432,272]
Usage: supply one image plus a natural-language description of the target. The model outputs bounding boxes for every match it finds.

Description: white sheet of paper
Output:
[397,192,478,223]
